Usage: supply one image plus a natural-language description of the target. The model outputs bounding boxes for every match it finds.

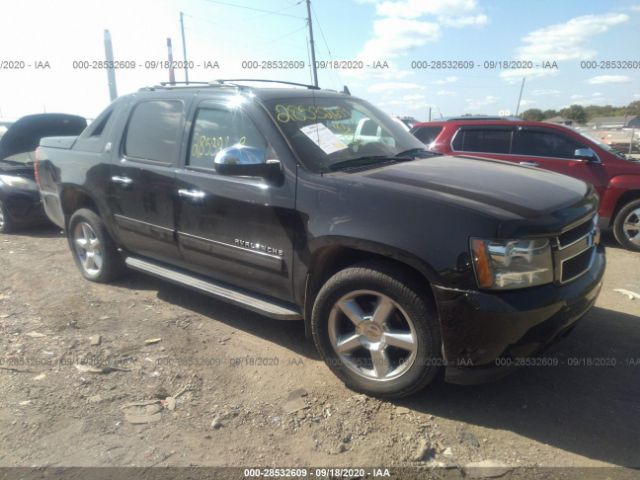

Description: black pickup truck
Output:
[36,81,605,397]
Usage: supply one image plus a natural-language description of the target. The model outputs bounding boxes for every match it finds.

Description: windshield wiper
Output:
[328,149,438,171]
[394,148,439,159]
[328,156,399,171]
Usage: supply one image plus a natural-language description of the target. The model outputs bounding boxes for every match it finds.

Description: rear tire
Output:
[311,261,441,398]
[613,199,640,252]
[68,208,125,282]
[0,199,14,233]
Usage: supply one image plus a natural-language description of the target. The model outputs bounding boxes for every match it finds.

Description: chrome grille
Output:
[554,215,598,284]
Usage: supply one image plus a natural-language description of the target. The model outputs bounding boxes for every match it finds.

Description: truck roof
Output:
[137,79,351,101]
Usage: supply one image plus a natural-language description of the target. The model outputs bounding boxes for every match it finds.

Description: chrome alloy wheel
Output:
[328,290,418,382]
[623,208,640,246]
[73,221,103,276]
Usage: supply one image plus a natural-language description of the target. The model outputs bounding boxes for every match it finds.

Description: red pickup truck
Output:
[411,118,640,251]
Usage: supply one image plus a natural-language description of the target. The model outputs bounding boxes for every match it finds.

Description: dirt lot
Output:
[0,227,639,473]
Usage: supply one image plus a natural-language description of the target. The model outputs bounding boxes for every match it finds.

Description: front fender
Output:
[601,175,640,223]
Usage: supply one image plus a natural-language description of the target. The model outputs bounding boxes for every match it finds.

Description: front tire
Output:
[311,262,441,398]
[613,199,640,252]
[68,208,125,282]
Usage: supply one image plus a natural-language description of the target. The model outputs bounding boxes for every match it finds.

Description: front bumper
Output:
[433,245,605,385]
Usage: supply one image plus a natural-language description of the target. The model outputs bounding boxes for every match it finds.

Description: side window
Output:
[512,130,580,158]
[454,128,512,154]
[86,107,113,138]
[413,126,442,145]
[188,108,269,170]
[124,100,183,164]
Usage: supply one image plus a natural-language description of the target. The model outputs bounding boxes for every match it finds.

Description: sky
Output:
[0,0,639,120]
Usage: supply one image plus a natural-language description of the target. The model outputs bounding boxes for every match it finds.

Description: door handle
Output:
[178,189,206,202]
[519,161,539,167]
[111,176,133,186]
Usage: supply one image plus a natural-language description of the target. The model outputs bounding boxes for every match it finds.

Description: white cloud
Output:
[592,92,603,97]
[514,13,629,62]
[634,93,640,98]
[570,94,583,100]
[631,4,640,11]
[531,89,560,96]
[466,95,499,111]
[436,90,457,96]
[375,0,480,18]
[432,76,458,85]
[356,0,486,61]
[587,75,632,85]
[368,81,425,93]
[402,93,427,101]
[359,18,441,59]
[500,12,629,84]
[500,68,558,83]
[439,14,488,28]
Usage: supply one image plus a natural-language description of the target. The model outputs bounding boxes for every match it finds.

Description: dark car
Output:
[0,113,86,232]
[36,81,604,397]
[411,117,640,251]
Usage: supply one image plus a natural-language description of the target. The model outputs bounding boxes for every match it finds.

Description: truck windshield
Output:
[263,96,427,172]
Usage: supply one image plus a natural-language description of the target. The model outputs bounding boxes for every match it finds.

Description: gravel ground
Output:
[0,227,639,473]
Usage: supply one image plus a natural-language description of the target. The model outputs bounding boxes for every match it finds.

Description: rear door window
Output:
[452,128,512,154]
[412,126,442,145]
[512,129,581,159]
[124,100,183,164]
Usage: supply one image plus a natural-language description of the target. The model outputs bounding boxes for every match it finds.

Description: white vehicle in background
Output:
[353,117,398,147]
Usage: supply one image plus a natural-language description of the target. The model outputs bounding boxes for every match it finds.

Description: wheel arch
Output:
[611,189,640,225]
[302,238,439,337]
[59,185,101,228]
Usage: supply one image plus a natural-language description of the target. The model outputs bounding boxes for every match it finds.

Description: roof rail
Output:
[211,79,321,90]
[158,81,210,86]
[446,116,521,122]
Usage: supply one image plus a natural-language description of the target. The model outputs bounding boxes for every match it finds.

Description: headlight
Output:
[470,237,553,290]
[0,174,37,190]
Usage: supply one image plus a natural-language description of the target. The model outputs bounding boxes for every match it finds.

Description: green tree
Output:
[560,104,588,124]
[542,109,558,119]
[626,101,640,117]
[521,108,545,121]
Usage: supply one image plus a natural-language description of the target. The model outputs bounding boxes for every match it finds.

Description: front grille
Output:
[554,215,597,284]
[558,219,594,248]
[561,248,594,283]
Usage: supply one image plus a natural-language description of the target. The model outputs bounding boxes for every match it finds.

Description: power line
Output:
[199,0,305,19]
[310,2,343,89]
[310,3,331,58]
[185,17,308,52]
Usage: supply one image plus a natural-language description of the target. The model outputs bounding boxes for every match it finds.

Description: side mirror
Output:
[214,146,282,179]
[574,148,599,163]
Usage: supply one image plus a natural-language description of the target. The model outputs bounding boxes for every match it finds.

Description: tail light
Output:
[34,147,41,186]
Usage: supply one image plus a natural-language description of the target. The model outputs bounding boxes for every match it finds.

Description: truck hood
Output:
[358,155,593,225]
[0,113,86,160]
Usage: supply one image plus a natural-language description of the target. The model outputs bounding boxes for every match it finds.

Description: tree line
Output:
[520,101,640,124]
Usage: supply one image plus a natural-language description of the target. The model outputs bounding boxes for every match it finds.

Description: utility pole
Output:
[180,12,189,84]
[515,77,526,116]
[103,29,118,101]
[305,0,318,88]
[167,38,176,85]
